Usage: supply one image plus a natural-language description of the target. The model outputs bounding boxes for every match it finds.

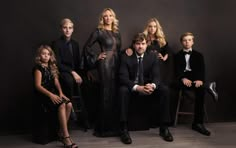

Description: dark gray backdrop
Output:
[0,0,236,134]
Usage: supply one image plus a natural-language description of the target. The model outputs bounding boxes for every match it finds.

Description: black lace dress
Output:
[83,28,121,137]
[33,65,61,112]
[147,40,174,85]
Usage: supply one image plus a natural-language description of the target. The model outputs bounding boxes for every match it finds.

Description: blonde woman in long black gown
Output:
[83,8,121,137]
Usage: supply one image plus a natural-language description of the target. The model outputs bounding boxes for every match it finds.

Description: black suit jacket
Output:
[174,49,205,81]
[119,52,160,91]
[51,36,81,73]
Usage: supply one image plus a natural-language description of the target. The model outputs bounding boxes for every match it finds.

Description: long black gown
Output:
[83,28,121,137]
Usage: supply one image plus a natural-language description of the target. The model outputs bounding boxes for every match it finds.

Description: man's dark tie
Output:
[68,42,73,57]
[66,41,74,68]
[138,57,144,85]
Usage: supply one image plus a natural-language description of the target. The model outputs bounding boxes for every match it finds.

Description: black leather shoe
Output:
[208,82,218,102]
[192,123,211,136]
[120,131,132,144]
[159,128,174,142]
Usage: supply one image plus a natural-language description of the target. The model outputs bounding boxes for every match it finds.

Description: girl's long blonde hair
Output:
[35,45,59,78]
[143,18,166,47]
[97,8,119,33]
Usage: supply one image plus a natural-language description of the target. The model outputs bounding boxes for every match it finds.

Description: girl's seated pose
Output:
[33,45,78,148]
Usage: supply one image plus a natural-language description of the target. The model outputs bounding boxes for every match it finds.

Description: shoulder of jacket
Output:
[71,38,79,44]
[192,49,203,56]
[52,37,64,45]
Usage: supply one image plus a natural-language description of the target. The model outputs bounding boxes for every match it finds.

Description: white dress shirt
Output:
[132,53,156,91]
[183,48,192,72]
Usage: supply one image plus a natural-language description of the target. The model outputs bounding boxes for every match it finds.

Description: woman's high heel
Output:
[62,136,78,148]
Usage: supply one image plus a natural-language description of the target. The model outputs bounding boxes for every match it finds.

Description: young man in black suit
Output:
[174,32,212,136]
[52,18,83,100]
[118,33,173,144]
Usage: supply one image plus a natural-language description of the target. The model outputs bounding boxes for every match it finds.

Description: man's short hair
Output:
[180,32,194,42]
[132,33,147,45]
[60,18,74,28]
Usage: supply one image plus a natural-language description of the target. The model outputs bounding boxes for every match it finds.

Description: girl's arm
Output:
[34,69,62,104]
[162,54,168,61]
[158,53,168,61]
[158,42,169,61]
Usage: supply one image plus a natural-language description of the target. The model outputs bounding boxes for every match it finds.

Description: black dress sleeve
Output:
[159,42,169,56]
[83,29,100,69]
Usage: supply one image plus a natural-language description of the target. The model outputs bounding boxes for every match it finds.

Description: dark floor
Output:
[0,122,236,148]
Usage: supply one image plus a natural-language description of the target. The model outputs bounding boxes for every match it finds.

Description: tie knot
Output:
[66,40,71,45]
[184,50,192,55]
[138,57,142,61]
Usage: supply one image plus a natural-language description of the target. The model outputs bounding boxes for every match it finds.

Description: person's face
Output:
[61,22,74,39]
[181,35,194,49]
[133,39,147,55]
[147,21,157,35]
[103,10,114,25]
[40,49,50,64]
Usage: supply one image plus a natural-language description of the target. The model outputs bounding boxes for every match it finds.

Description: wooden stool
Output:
[174,89,208,126]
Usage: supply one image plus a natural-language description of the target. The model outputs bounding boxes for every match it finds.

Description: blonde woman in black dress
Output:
[83,8,121,137]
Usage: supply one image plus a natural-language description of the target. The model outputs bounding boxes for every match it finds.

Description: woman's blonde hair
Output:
[35,45,59,78]
[97,8,119,33]
[143,18,166,47]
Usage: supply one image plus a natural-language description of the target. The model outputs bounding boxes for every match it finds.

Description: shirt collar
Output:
[183,48,192,52]
[61,35,71,43]
[135,53,144,58]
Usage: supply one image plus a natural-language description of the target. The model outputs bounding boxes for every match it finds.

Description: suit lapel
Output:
[142,53,148,73]
[131,54,138,74]
[180,50,187,66]
[189,50,195,65]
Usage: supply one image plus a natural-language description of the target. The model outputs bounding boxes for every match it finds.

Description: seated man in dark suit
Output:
[174,32,215,136]
[51,18,90,130]
[51,18,82,100]
[118,33,173,144]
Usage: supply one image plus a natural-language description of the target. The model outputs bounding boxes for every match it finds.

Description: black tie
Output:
[184,50,192,55]
[138,57,144,85]
[68,42,73,57]
[66,41,74,69]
